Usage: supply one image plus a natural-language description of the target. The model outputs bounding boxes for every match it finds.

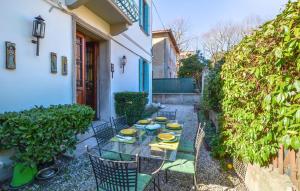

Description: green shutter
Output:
[144,62,150,93]
[139,58,144,92]
[144,3,150,34]
[139,0,144,27]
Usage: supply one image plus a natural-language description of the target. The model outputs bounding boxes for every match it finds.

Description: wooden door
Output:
[76,33,86,105]
[85,42,98,111]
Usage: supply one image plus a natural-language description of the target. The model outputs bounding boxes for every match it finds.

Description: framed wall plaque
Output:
[50,52,57,73]
[6,41,16,70]
[61,56,68,75]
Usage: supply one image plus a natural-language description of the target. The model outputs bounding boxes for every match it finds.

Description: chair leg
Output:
[138,157,141,172]
[164,170,168,183]
[193,174,197,190]
[152,175,161,191]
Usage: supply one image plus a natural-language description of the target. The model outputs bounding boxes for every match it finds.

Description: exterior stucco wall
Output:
[71,6,110,35]
[0,0,153,118]
[152,34,177,79]
[152,38,165,78]
[0,0,73,113]
[110,0,153,116]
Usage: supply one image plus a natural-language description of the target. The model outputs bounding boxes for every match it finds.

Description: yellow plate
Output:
[120,128,137,135]
[157,133,175,141]
[138,119,151,125]
[166,123,181,129]
[155,117,167,121]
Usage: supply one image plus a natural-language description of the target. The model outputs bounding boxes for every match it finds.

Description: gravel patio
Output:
[3,105,246,191]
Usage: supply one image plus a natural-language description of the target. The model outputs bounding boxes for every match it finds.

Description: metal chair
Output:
[111,115,130,133]
[87,147,162,191]
[161,125,205,189]
[156,110,177,120]
[91,121,130,161]
[178,123,206,154]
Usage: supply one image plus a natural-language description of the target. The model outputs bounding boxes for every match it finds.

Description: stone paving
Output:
[2,104,246,191]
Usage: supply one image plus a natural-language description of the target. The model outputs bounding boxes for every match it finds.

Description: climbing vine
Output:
[221,1,300,165]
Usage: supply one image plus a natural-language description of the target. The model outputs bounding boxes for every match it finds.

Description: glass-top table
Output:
[101,123,183,161]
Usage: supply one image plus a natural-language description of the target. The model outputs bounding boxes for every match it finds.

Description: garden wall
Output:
[245,164,296,191]
[153,93,200,105]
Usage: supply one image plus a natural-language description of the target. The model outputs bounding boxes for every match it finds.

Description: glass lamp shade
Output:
[32,15,45,38]
[121,55,127,66]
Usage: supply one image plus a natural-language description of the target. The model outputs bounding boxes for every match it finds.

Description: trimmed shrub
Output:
[0,104,95,166]
[221,1,300,165]
[115,92,148,125]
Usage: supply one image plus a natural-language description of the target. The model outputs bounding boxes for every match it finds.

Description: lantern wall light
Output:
[31,15,46,56]
[111,63,115,78]
[120,55,127,73]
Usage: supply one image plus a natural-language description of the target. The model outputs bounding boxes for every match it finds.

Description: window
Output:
[139,58,150,92]
[139,0,150,35]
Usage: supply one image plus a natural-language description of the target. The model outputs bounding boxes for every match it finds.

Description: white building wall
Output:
[0,0,73,113]
[0,0,152,117]
[110,0,153,116]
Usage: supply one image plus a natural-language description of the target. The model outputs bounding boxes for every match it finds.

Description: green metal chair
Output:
[92,121,131,161]
[87,147,162,191]
[177,123,205,154]
[161,126,205,189]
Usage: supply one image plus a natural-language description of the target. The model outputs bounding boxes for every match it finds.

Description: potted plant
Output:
[0,104,95,188]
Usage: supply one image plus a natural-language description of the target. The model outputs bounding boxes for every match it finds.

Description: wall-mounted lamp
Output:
[120,55,127,73]
[31,15,46,56]
[111,63,115,78]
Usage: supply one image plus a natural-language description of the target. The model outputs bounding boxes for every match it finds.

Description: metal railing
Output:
[113,0,139,22]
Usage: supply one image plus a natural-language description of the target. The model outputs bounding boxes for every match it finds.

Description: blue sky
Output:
[152,0,289,48]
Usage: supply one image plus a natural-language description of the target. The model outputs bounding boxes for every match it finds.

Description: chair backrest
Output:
[157,110,177,120]
[112,116,129,133]
[194,123,205,173]
[92,122,114,147]
[88,150,139,191]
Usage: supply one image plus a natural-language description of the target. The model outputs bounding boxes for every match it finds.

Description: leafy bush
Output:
[0,104,95,166]
[115,92,148,125]
[198,111,227,159]
[203,60,224,112]
[221,1,300,165]
[178,52,206,89]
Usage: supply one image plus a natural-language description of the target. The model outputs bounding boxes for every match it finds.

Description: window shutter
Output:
[139,0,144,27]
[139,58,144,92]
[144,62,150,93]
[145,3,150,34]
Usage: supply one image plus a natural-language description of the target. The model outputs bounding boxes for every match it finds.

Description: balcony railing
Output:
[113,0,139,22]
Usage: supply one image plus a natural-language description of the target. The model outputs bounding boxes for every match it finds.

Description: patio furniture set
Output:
[88,110,205,191]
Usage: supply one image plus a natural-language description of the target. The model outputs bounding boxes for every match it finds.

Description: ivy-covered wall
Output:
[221,1,300,165]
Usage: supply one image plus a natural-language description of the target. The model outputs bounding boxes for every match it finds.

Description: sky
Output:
[152,0,289,50]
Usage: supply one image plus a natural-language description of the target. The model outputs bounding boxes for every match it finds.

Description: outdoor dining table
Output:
[101,122,184,162]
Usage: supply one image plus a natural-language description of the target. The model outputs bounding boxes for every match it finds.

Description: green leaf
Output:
[294,80,300,92]
[291,137,300,149]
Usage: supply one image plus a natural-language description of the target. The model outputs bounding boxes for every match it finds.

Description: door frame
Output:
[72,15,112,121]
[75,32,86,105]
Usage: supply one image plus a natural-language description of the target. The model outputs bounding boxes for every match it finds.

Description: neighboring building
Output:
[152,29,179,78]
[0,0,152,121]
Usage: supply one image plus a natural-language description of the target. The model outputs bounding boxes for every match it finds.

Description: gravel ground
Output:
[1,104,246,191]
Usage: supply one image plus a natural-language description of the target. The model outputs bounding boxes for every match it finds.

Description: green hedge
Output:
[203,63,223,112]
[115,92,148,125]
[221,1,300,165]
[0,104,95,166]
